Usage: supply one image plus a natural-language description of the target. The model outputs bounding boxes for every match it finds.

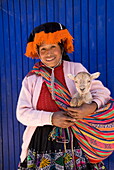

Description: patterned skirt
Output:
[18,125,106,170]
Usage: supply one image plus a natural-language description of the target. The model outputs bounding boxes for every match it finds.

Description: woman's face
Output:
[38,43,62,68]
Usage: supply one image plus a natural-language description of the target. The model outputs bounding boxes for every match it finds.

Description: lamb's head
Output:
[68,72,100,95]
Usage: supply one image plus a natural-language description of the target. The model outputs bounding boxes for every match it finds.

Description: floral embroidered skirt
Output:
[18,125,106,170]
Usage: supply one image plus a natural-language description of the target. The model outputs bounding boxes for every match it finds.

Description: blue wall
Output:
[0,0,114,169]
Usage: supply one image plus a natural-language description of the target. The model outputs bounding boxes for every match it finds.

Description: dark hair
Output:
[36,42,71,61]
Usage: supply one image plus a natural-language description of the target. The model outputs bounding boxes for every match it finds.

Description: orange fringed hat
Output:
[25,22,74,59]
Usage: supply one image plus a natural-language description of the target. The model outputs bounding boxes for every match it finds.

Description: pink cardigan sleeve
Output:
[16,76,53,126]
[90,80,111,108]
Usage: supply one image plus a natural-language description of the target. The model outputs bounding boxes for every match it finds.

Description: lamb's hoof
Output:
[70,102,77,107]
[70,98,78,107]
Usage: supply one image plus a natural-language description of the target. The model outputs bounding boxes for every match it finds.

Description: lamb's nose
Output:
[80,88,85,91]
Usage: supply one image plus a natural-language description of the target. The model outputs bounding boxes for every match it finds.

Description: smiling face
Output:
[38,43,62,68]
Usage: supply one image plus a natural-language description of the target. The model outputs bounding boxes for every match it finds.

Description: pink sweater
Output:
[16,60,111,162]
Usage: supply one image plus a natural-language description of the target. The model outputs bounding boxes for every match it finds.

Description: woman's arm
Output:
[16,76,76,127]
[67,102,98,119]
[16,76,54,126]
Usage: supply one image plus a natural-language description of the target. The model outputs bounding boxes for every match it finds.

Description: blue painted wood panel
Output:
[0,0,114,169]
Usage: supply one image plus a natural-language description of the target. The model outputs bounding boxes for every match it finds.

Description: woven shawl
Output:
[28,62,114,163]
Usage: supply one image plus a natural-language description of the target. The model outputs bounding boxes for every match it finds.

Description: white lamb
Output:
[67,72,100,107]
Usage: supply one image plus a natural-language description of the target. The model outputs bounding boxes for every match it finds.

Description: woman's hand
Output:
[67,102,98,120]
[52,111,76,128]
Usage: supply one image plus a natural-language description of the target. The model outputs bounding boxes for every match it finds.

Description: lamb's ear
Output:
[67,74,75,80]
[91,72,100,80]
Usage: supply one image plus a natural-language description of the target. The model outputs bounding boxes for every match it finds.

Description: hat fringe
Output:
[25,29,74,59]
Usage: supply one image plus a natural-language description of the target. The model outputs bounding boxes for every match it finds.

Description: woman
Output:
[17,22,111,169]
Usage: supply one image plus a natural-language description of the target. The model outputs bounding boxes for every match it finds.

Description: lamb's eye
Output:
[88,80,91,83]
[75,81,78,83]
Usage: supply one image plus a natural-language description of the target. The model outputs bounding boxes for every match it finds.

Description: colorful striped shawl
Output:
[72,100,114,163]
[28,62,114,163]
